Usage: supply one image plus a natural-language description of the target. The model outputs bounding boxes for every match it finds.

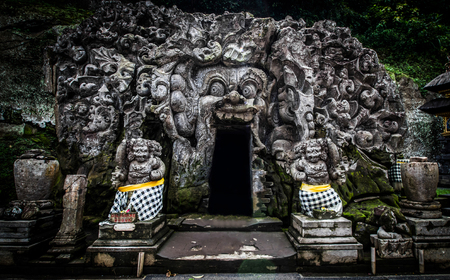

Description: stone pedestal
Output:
[47,175,87,262]
[0,213,62,265]
[400,199,442,219]
[406,216,450,266]
[286,213,363,266]
[87,214,172,267]
[370,234,413,258]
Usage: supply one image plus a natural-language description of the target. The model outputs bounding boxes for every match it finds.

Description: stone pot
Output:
[14,158,60,201]
[400,159,439,202]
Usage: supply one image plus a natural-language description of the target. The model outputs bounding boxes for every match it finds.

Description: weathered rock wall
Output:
[50,1,407,221]
[396,75,442,160]
[0,1,91,207]
[0,1,442,223]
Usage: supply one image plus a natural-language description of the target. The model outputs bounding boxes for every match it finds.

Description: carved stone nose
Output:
[228,91,241,105]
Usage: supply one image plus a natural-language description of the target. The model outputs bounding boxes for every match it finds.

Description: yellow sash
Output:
[118,178,165,192]
[301,182,331,192]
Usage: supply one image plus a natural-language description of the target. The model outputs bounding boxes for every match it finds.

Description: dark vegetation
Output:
[0,0,449,206]
[3,0,449,90]
[151,0,450,92]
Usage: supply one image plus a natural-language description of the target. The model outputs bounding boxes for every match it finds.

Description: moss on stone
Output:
[170,184,209,214]
[343,208,367,224]
[343,198,405,230]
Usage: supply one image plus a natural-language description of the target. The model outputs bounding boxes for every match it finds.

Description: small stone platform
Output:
[406,216,450,267]
[0,213,62,265]
[287,213,363,266]
[86,214,172,267]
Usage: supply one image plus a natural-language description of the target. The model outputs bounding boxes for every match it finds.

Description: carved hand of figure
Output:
[150,169,163,181]
[112,168,126,188]
[291,160,306,182]
[148,157,158,167]
[293,170,306,182]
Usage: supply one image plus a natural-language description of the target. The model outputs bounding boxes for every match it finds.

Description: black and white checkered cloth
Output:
[388,159,409,183]
[110,183,164,221]
[299,188,343,217]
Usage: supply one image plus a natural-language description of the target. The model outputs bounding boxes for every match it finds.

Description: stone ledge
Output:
[286,231,362,266]
[406,216,450,236]
[90,226,170,247]
[291,213,352,238]
[86,229,173,267]
[176,215,282,232]
[98,215,166,240]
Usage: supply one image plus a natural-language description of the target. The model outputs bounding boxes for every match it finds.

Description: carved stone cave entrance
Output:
[208,126,253,216]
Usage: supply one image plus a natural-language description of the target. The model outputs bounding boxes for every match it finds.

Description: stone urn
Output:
[14,149,60,201]
[400,157,439,202]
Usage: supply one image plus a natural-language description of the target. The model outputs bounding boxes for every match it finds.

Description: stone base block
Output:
[0,237,54,265]
[414,241,450,265]
[0,213,62,245]
[286,231,362,266]
[399,199,441,210]
[47,231,87,262]
[92,225,170,247]
[287,213,362,266]
[291,213,352,238]
[87,215,172,267]
[87,229,173,267]
[370,234,413,258]
[401,208,442,219]
[0,213,62,265]
[98,214,167,242]
[406,216,450,238]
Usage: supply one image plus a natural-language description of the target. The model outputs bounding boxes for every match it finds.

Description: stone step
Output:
[169,215,283,232]
[155,231,296,273]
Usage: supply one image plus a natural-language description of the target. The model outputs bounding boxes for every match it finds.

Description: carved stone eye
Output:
[241,82,257,99]
[209,81,225,97]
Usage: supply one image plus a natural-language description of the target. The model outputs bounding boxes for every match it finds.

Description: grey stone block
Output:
[291,213,352,237]
[414,242,450,264]
[98,215,166,240]
[406,216,450,236]
[286,231,362,266]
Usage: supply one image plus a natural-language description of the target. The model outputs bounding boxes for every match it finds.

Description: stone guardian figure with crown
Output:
[290,138,344,218]
[109,138,166,221]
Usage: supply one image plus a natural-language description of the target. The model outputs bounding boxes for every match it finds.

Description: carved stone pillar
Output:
[47,175,87,262]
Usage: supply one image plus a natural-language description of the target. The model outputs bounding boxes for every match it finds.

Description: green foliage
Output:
[437,188,450,197]
[355,0,450,93]
[149,0,450,94]
[1,0,93,26]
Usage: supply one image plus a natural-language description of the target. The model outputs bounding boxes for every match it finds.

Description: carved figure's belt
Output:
[300,183,331,192]
[118,178,165,192]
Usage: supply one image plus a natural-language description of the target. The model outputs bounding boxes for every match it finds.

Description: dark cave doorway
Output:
[208,126,253,216]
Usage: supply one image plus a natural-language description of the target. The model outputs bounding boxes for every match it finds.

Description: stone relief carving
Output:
[53,1,406,216]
